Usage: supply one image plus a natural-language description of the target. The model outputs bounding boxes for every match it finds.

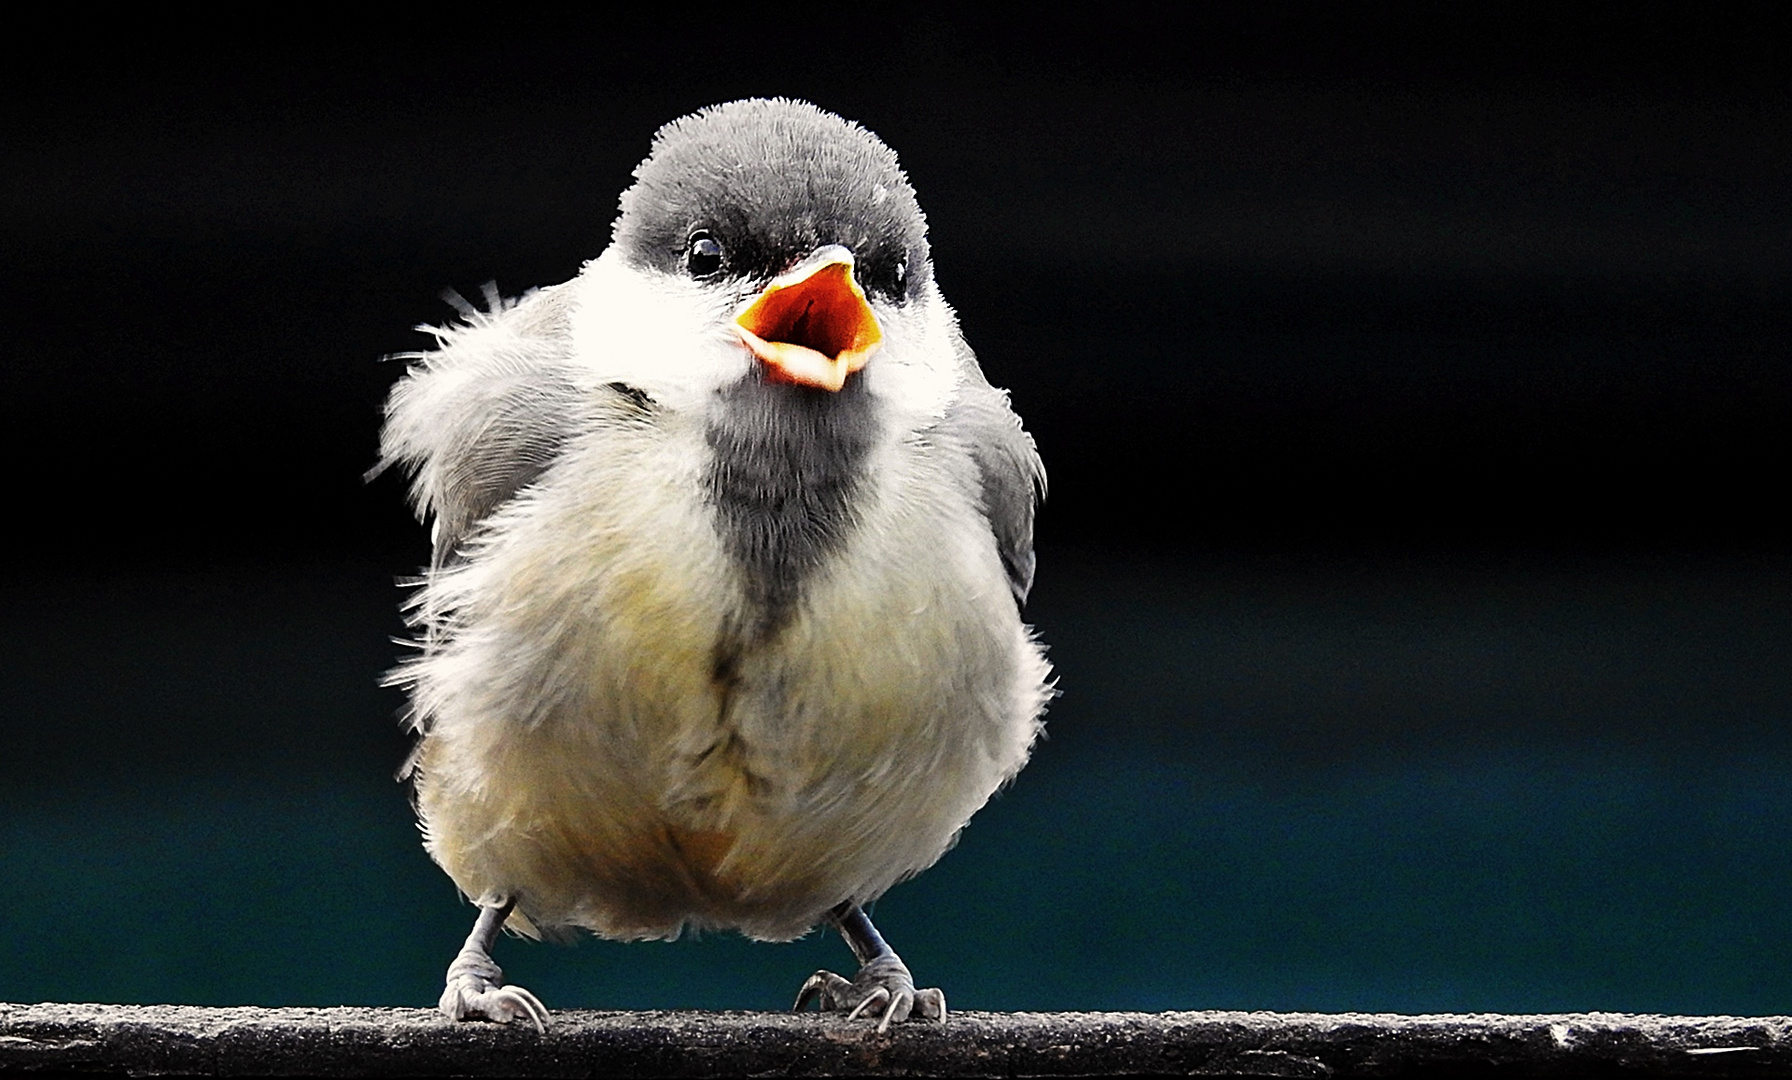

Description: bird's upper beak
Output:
[733,245,881,392]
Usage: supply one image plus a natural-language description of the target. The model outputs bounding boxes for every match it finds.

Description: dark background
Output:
[4,7,1791,1013]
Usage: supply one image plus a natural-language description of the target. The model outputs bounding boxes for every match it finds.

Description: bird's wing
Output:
[373,283,588,571]
[942,336,1047,607]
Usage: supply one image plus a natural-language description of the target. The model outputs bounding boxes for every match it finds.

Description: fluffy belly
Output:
[410,486,1048,942]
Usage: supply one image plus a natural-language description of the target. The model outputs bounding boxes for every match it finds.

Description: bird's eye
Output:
[686,232,724,277]
[893,259,908,290]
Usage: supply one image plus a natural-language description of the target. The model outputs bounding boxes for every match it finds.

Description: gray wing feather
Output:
[373,284,586,571]
[942,336,1046,607]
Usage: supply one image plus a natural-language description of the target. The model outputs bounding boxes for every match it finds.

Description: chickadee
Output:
[376,98,1050,1033]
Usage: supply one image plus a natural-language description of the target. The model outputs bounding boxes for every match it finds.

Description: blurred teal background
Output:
[3,10,1790,1016]
[4,551,1790,1013]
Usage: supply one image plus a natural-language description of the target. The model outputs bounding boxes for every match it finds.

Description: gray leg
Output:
[439,897,549,1032]
[793,902,946,1032]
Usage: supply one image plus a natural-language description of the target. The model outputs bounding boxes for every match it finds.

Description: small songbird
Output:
[376,98,1050,1032]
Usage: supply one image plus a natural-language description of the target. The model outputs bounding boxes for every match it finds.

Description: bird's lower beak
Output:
[734,245,881,392]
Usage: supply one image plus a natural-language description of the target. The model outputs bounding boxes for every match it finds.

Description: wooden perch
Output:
[3,1003,1789,1077]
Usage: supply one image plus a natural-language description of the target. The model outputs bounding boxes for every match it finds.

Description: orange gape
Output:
[734,254,882,392]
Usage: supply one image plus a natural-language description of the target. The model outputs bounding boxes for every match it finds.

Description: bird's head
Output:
[570,99,959,415]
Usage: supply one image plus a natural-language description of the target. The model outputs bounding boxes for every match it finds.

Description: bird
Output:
[374,98,1051,1033]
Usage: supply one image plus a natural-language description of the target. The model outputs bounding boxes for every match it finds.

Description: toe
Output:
[439,987,467,1022]
[874,988,914,1033]
[913,986,947,1021]
[845,986,891,1024]
[493,986,550,1033]
[794,970,855,1012]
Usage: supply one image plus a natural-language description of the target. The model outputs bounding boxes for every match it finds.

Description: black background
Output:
[4,6,1791,1013]
[5,6,1786,570]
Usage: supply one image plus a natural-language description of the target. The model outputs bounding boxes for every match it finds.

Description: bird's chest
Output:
[617,518,1007,911]
[536,410,998,829]
[609,489,975,823]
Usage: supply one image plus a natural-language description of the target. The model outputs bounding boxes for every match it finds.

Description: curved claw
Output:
[860,987,916,1032]
[794,970,854,1013]
[845,986,893,1024]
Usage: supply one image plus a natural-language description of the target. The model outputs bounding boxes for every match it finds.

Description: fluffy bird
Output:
[376,98,1050,1032]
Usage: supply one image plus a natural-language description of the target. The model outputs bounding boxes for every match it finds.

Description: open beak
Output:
[733,245,881,392]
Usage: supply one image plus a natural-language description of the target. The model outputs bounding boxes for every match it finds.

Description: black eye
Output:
[893,259,908,290]
[686,231,723,277]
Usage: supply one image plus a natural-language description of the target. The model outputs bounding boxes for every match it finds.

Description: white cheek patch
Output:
[568,248,753,412]
[864,284,962,424]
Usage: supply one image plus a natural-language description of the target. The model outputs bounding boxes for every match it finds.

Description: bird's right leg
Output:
[439,896,549,1032]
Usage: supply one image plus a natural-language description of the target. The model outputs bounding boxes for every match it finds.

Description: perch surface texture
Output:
[4,1003,1792,1076]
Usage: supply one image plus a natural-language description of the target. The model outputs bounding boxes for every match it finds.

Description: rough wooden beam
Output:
[2,1003,1789,1077]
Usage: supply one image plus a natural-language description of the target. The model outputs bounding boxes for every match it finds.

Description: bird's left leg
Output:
[438,896,549,1032]
[793,901,946,1032]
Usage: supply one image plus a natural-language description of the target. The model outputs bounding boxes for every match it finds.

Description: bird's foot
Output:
[439,949,549,1032]
[793,954,945,1033]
